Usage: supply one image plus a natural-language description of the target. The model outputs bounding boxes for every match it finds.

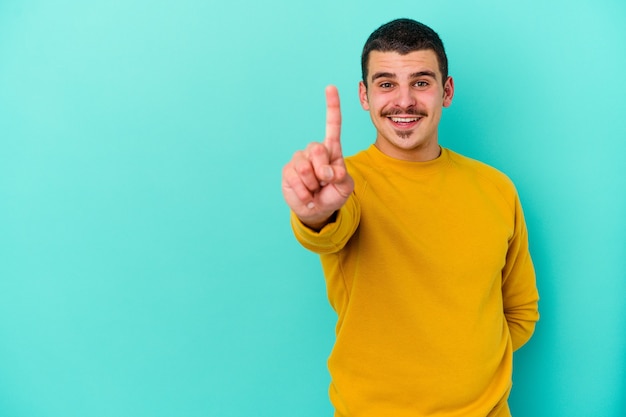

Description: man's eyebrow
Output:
[410,71,437,79]
[371,71,438,82]
[371,72,396,82]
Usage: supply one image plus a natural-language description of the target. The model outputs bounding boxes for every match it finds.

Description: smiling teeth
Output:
[391,117,419,123]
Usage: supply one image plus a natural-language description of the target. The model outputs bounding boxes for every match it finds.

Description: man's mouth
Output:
[390,116,420,123]
[388,115,423,128]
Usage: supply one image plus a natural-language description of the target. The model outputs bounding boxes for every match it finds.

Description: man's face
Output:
[359,49,454,161]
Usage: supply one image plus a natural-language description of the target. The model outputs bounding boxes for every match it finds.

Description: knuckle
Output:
[282,162,294,177]
[309,142,328,156]
[291,150,305,162]
[295,160,313,177]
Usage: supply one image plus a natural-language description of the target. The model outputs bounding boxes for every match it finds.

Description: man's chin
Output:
[394,129,415,140]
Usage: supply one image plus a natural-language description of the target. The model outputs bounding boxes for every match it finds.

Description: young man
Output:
[281,19,539,417]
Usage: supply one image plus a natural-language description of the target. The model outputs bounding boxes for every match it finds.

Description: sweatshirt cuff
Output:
[290,196,360,254]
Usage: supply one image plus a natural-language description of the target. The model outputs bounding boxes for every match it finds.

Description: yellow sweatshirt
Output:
[291,146,539,417]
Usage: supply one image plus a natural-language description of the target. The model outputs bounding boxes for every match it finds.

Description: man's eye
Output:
[415,81,429,87]
[380,82,393,89]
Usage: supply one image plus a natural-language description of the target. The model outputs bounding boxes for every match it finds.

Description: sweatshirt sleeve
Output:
[290,193,361,255]
[502,193,540,351]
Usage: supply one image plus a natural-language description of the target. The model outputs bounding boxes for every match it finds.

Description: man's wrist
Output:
[301,211,338,232]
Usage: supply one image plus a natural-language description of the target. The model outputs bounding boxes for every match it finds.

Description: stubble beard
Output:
[395,130,413,139]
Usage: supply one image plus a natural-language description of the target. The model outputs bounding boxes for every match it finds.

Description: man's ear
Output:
[358,81,370,111]
[443,76,454,108]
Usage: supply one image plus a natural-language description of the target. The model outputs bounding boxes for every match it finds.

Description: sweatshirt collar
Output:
[365,144,451,177]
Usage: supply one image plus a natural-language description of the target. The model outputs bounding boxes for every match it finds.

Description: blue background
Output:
[1,0,624,416]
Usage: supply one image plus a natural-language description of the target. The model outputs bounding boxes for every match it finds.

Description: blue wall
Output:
[0,1,624,416]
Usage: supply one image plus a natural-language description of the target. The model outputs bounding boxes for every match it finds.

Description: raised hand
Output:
[282,85,354,230]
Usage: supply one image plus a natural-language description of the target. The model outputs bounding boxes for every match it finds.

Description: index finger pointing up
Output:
[324,85,342,154]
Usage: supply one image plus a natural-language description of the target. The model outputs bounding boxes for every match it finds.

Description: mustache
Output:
[382,107,428,118]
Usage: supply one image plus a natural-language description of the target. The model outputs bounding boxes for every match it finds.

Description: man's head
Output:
[358,19,454,162]
[361,19,448,88]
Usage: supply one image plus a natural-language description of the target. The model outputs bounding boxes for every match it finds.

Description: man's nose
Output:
[394,87,417,109]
